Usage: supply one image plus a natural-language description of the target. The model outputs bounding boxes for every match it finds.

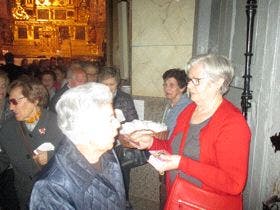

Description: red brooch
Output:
[38,128,46,135]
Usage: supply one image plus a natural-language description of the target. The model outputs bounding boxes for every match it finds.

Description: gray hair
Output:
[66,63,85,80]
[56,82,113,145]
[187,54,234,95]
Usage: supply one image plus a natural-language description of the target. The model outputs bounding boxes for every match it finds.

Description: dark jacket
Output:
[0,99,13,171]
[113,89,138,122]
[48,83,69,113]
[0,63,27,82]
[30,137,126,210]
[0,109,64,209]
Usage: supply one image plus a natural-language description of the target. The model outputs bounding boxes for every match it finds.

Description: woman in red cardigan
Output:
[129,54,251,210]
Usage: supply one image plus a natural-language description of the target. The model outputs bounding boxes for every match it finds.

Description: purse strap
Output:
[19,122,41,170]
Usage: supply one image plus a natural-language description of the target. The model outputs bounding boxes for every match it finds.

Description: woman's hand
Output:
[129,130,154,150]
[153,154,181,173]
[33,150,48,166]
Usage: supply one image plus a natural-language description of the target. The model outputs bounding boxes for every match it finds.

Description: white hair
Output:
[56,82,113,145]
[187,54,234,95]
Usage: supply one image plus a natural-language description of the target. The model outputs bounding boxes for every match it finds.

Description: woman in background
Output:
[98,66,146,209]
[39,70,57,102]
[162,68,191,137]
[0,79,63,209]
[82,61,99,82]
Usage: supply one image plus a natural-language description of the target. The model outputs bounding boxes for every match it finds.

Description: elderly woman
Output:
[98,66,138,122]
[82,61,99,82]
[162,68,191,137]
[0,79,63,209]
[98,66,146,208]
[130,54,251,209]
[29,83,126,209]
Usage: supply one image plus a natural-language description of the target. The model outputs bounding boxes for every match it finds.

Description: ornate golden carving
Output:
[12,1,30,20]
[3,0,106,59]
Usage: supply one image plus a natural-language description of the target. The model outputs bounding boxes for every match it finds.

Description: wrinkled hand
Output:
[153,154,181,173]
[33,150,48,166]
[129,130,154,150]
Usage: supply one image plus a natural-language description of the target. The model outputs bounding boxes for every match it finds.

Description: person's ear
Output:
[216,78,225,89]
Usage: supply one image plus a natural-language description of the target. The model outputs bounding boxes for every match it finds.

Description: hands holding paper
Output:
[33,142,55,166]
[148,151,181,173]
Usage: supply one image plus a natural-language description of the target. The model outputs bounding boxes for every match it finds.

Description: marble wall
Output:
[131,0,195,97]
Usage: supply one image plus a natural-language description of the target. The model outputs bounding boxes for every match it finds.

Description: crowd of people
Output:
[0,52,251,210]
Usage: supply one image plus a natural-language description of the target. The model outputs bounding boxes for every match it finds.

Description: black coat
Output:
[0,63,27,82]
[30,138,126,210]
[113,89,138,122]
[48,84,69,113]
[0,109,64,209]
[0,99,13,172]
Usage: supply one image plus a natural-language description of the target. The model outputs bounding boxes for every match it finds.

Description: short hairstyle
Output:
[162,68,187,89]
[81,61,99,75]
[187,54,234,95]
[56,82,113,145]
[9,79,49,108]
[0,70,9,87]
[39,70,57,81]
[98,66,121,85]
[66,63,85,80]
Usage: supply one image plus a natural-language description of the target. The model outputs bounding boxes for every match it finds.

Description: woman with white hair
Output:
[129,54,251,209]
[29,83,126,210]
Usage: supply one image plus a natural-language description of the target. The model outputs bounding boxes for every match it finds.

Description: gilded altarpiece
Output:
[0,0,106,59]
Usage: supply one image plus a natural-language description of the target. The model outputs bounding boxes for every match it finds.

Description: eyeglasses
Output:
[8,96,26,106]
[187,77,207,86]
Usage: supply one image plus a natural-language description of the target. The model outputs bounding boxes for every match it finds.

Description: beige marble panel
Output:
[132,45,192,97]
[131,0,195,97]
[132,0,195,45]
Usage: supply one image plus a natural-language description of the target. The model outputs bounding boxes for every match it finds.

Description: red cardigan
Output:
[150,99,251,197]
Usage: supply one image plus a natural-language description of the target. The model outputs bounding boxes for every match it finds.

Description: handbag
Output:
[164,176,242,210]
[114,144,149,168]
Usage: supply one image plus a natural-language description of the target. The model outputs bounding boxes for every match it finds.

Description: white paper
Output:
[148,155,165,171]
[33,142,55,155]
[133,100,144,120]
[115,109,126,123]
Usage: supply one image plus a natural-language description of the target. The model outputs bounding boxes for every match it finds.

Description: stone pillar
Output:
[118,1,129,80]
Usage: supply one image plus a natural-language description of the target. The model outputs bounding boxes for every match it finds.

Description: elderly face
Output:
[101,77,118,95]
[69,71,87,88]
[41,74,55,90]
[85,67,98,82]
[187,63,223,104]
[163,77,185,104]
[0,78,7,100]
[9,86,39,121]
[89,104,120,152]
